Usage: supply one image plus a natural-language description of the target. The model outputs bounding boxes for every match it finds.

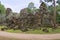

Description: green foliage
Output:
[3,27,60,34]
[0,2,6,24]
[28,2,34,9]
[6,29,23,33]
[56,5,60,12]
[40,0,52,3]
[27,8,32,13]
[44,0,52,2]
[48,5,53,11]
[0,3,6,25]
[27,2,36,14]
[56,5,60,23]
[57,0,60,5]
[0,3,6,14]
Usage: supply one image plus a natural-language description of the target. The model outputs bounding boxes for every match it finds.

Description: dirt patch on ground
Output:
[0,31,60,40]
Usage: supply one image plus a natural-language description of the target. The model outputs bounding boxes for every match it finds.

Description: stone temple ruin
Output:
[4,2,57,31]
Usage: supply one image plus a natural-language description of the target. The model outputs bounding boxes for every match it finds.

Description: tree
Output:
[28,2,34,9]
[27,8,32,14]
[52,0,57,28]
[56,5,60,24]
[57,0,60,5]
[28,2,36,14]
[0,2,6,25]
[44,0,52,2]
[0,2,6,14]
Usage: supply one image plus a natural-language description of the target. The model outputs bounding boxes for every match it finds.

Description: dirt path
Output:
[0,31,60,40]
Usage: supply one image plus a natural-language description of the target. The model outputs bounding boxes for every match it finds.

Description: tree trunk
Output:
[53,0,57,28]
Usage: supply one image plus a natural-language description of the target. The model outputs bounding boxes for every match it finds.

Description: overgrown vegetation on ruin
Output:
[0,0,60,33]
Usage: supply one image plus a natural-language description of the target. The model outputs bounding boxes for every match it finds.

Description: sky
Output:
[0,0,40,13]
[0,0,58,13]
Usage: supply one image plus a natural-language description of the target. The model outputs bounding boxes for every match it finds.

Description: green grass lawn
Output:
[0,26,60,34]
[5,28,60,34]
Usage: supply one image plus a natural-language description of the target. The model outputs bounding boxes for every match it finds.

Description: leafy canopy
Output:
[0,2,6,14]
